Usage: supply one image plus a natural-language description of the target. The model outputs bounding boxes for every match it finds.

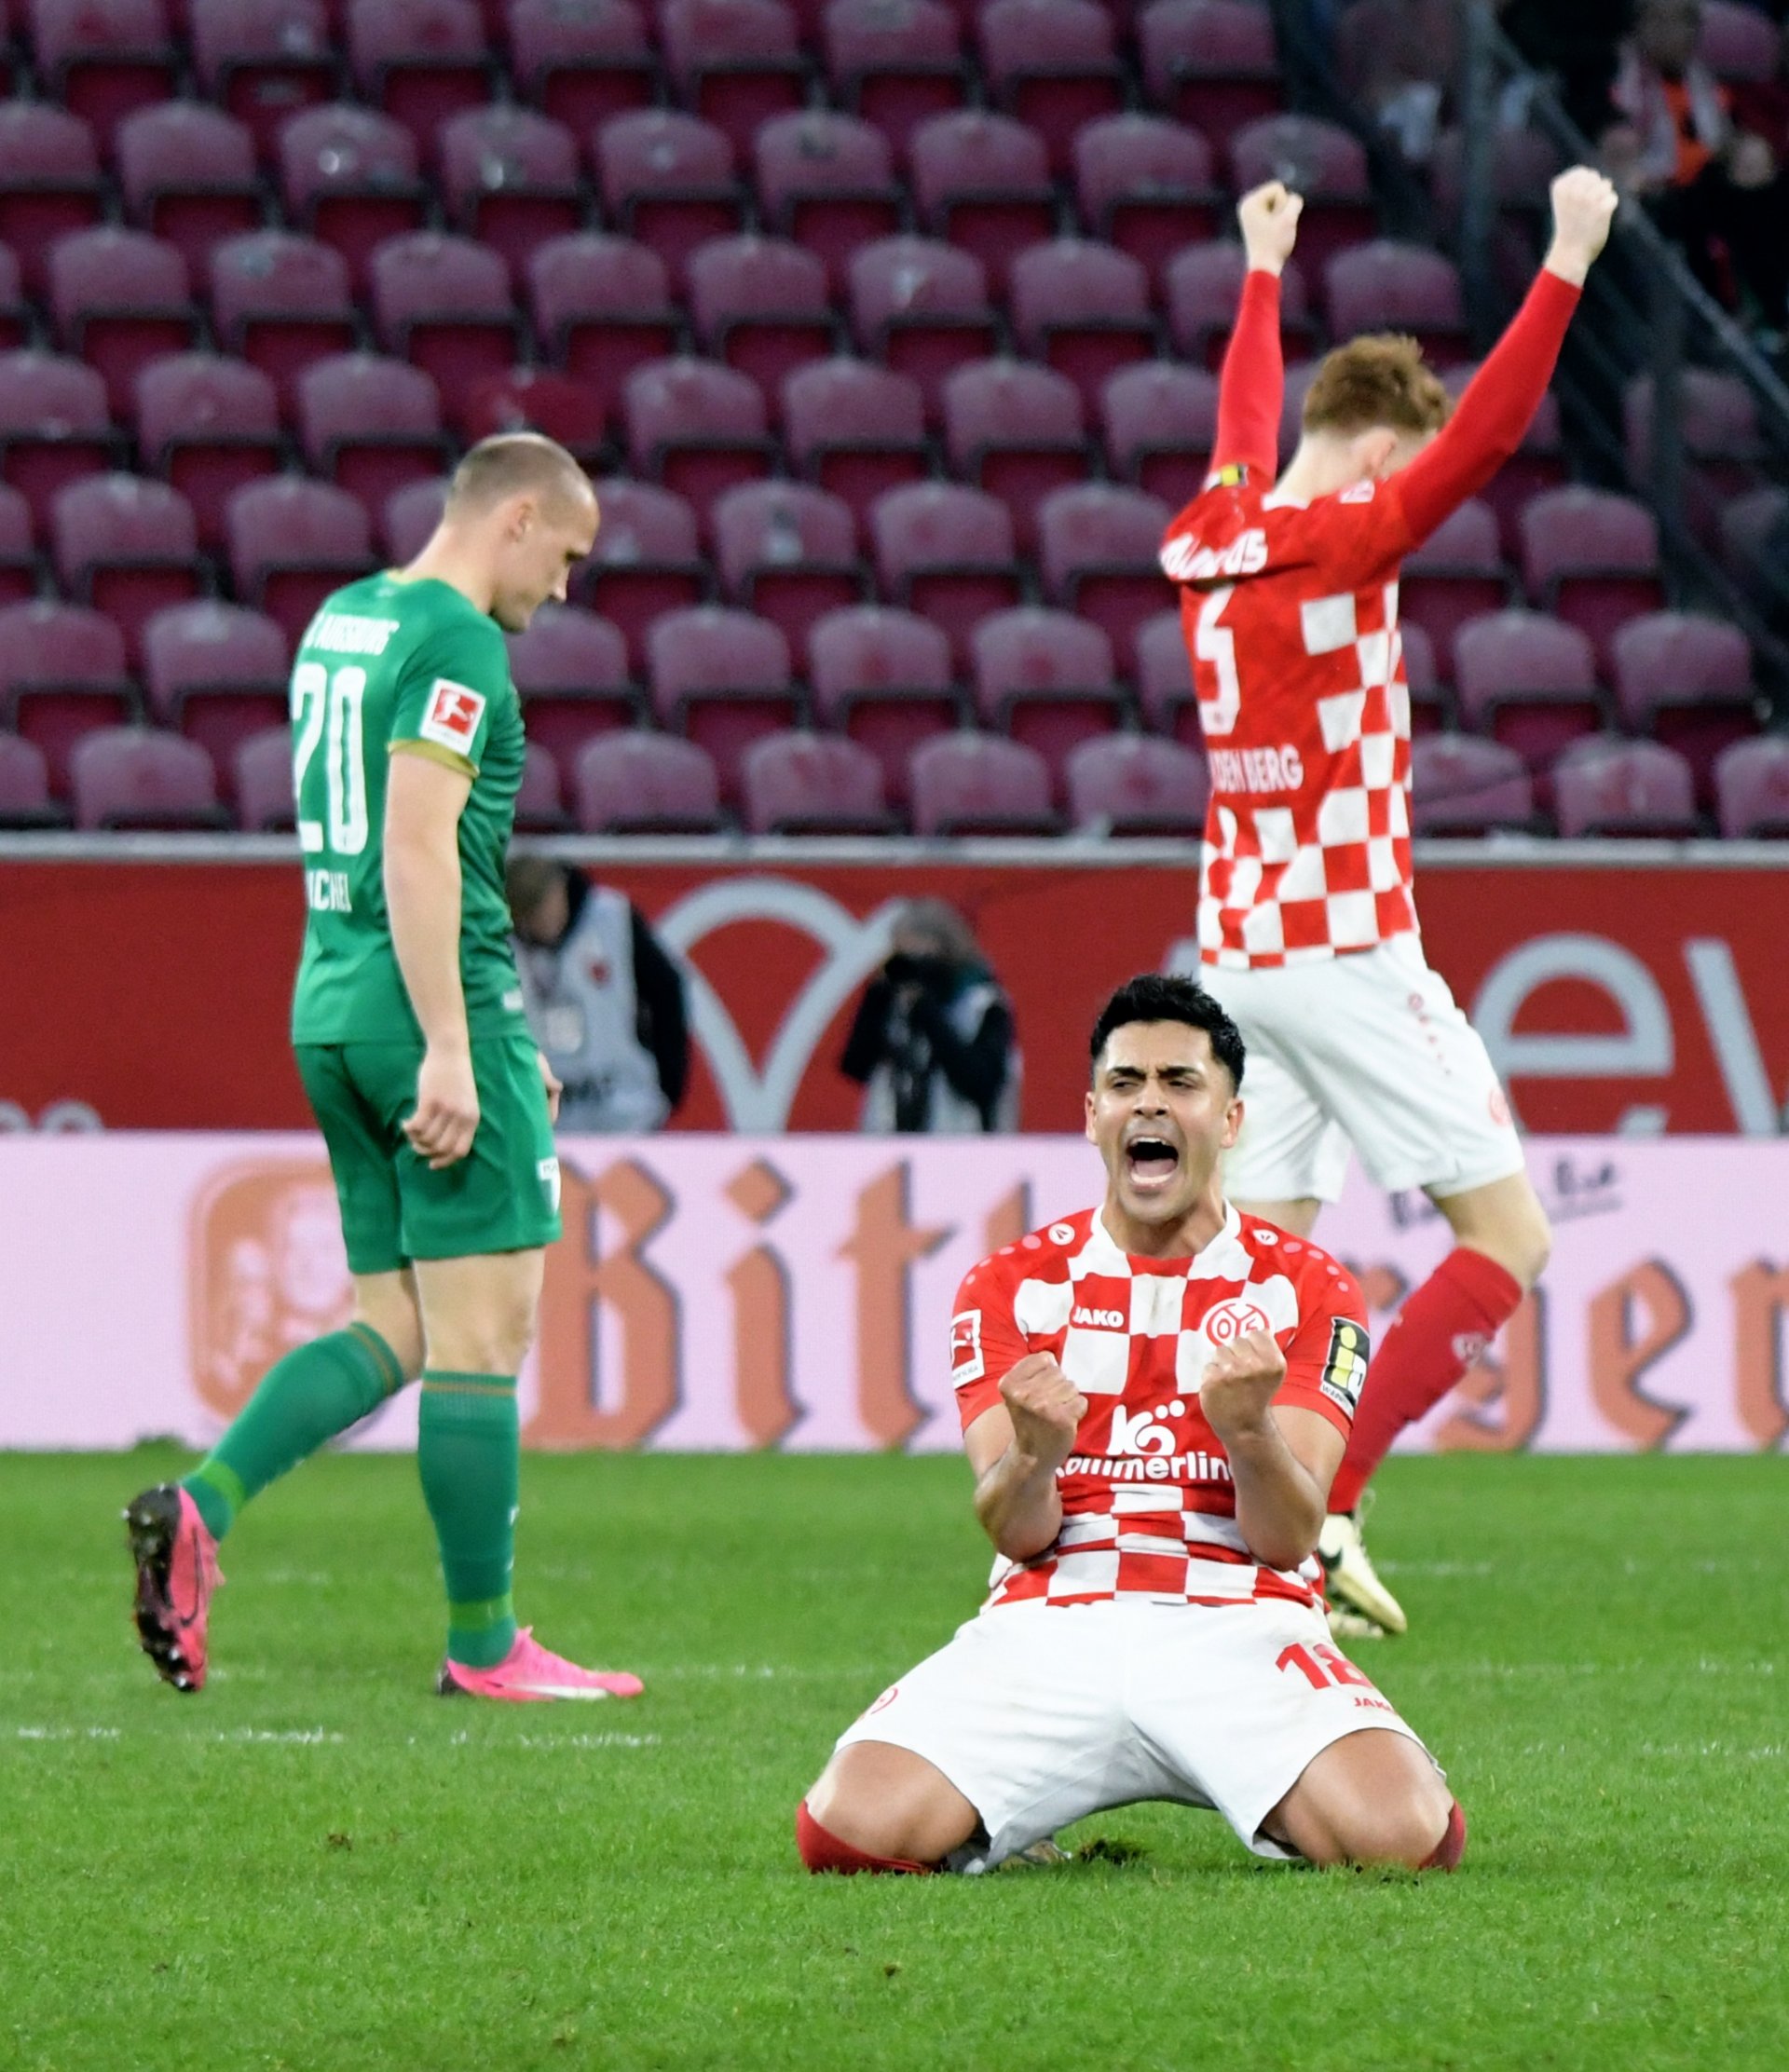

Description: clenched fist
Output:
[1236,180,1304,277]
[1000,1353,1089,1473]
[1545,167,1619,285]
[1198,1329,1287,1444]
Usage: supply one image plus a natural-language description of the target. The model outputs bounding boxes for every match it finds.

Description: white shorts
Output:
[834,1597,1431,1871]
[1180,935,1526,1206]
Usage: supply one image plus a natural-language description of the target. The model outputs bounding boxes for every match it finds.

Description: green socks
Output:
[417,1371,521,1670]
[182,1324,405,1540]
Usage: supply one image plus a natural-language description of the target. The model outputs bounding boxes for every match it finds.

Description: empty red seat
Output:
[1324,240,1468,362]
[437,106,582,283]
[116,103,261,281]
[1073,114,1222,290]
[191,0,335,161]
[1714,734,1789,838]
[508,0,655,138]
[1229,116,1375,277]
[977,0,1120,174]
[1006,239,1155,416]
[1609,610,1757,796]
[783,357,929,522]
[0,352,119,537]
[1454,608,1603,771]
[971,606,1121,790]
[1140,0,1281,148]
[296,354,450,522]
[225,475,372,645]
[1552,737,1698,838]
[1397,620,1445,735]
[647,604,799,798]
[1166,241,1315,372]
[0,599,137,792]
[595,109,745,283]
[1066,732,1209,836]
[507,600,636,765]
[0,731,61,827]
[382,476,445,561]
[753,110,902,293]
[1700,0,1781,78]
[0,105,103,295]
[1035,482,1173,671]
[1518,485,1663,670]
[573,729,724,833]
[686,235,838,397]
[51,473,202,662]
[825,0,967,162]
[1135,605,1196,745]
[368,231,524,395]
[33,0,179,156]
[712,479,867,664]
[1443,361,1566,548]
[908,110,1055,290]
[579,476,706,663]
[235,722,295,829]
[741,729,891,832]
[1400,498,1510,675]
[71,726,225,831]
[870,480,1023,665]
[209,230,358,407]
[1099,361,1217,510]
[47,226,200,418]
[661,0,807,159]
[909,730,1057,834]
[0,247,26,357]
[513,739,567,831]
[141,597,289,786]
[0,481,37,607]
[942,360,1087,549]
[622,357,774,523]
[454,365,607,460]
[1410,733,1535,835]
[807,601,958,801]
[1718,484,1785,598]
[527,234,678,410]
[278,105,426,289]
[847,235,996,422]
[347,0,493,155]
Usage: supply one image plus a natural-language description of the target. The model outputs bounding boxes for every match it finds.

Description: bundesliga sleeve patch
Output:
[418,677,487,754]
[949,1310,985,1385]
[1320,1317,1370,1414]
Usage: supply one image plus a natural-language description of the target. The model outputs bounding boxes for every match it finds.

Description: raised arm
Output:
[1212,182,1304,478]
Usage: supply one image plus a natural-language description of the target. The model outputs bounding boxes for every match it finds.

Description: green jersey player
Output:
[126,434,643,1705]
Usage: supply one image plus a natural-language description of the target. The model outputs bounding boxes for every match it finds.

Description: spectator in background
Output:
[506,857,689,1133]
[1335,0,1466,165]
[840,900,1019,1134]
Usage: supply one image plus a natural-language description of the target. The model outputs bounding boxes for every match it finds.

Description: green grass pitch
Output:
[4,1449,1785,2072]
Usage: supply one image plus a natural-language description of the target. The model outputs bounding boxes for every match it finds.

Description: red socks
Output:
[1420,1799,1468,1872]
[1330,1247,1523,1514]
[796,1801,935,1875]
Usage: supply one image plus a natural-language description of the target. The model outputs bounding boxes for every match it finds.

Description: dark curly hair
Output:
[1088,974,1246,1090]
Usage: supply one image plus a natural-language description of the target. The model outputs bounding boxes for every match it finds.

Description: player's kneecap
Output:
[796,1800,935,1876]
[1419,1799,1468,1874]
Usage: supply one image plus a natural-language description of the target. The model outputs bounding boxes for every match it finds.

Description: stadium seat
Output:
[382,477,444,561]
[47,227,201,420]
[660,0,808,160]
[0,352,121,538]
[224,475,373,646]
[0,599,138,793]
[0,104,104,295]
[1035,482,1173,672]
[514,739,568,832]
[141,598,289,787]
[594,110,745,285]
[782,357,929,524]
[0,248,26,356]
[1518,486,1665,673]
[1400,498,1512,676]
[712,480,868,665]
[686,236,840,399]
[870,481,1024,667]
[454,366,608,462]
[1410,733,1536,835]
[115,104,262,282]
[976,0,1122,175]
[1135,605,1196,747]
[1099,361,1217,511]
[190,0,337,162]
[806,601,960,803]
[235,722,296,830]
[507,601,638,765]
[1006,241,1156,417]
[647,604,799,800]
[1609,611,1759,798]
[32,0,180,157]
[1066,732,1209,837]
[1700,0,1782,80]
[346,0,495,157]
[1229,115,1375,277]
[209,231,361,409]
[1165,241,1316,372]
[1453,609,1605,773]
[527,235,681,411]
[847,236,999,424]
[1442,362,1566,549]
[1398,619,1447,734]
[572,729,725,833]
[0,730,63,828]
[295,354,451,524]
[740,729,893,833]
[1718,484,1786,603]
[1323,241,1469,365]
[941,360,1087,549]
[1428,122,1561,245]
[1714,734,1789,838]
[908,730,1058,835]
[0,481,38,607]
[367,232,526,396]
[1626,368,1762,545]
[507,0,656,139]
[133,355,282,553]
[437,106,584,283]
[50,473,203,664]
[576,476,707,666]
[277,105,427,290]
[1552,736,1698,838]
[971,606,1123,792]
[824,0,969,163]
[1072,114,1222,292]
[621,357,774,525]
[1139,0,1282,148]
[70,726,227,832]
[908,110,1055,291]
[753,112,903,294]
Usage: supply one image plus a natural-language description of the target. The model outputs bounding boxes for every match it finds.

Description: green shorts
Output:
[295,1033,562,1275]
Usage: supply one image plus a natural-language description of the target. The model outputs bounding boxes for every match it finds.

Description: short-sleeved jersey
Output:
[1158,473,1420,971]
[289,572,530,1045]
[951,1206,1369,1613]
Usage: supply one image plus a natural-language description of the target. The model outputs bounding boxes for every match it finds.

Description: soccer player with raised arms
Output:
[1161,170,1619,1634]
[125,434,643,1705]
[798,975,1464,1877]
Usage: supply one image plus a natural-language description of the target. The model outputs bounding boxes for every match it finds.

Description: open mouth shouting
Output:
[1123,1131,1182,1195]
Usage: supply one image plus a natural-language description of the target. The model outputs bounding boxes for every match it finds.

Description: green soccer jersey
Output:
[289,573,530,1046]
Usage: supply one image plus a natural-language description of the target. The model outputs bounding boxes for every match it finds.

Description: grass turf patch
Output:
[2,1450,1784,2072]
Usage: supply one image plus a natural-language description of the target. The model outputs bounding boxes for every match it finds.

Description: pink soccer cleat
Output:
[124,1484,222,1693]
[436,1627,644,1703]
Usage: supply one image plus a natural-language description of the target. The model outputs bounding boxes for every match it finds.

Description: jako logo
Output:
[1072,1305,1127,1329]
[1108,1404,1176,1456]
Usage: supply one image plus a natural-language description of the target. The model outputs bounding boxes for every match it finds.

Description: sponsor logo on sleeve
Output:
[949,1309,984,1384]
[419,678,486,753]
[1320,1316,1371,1413]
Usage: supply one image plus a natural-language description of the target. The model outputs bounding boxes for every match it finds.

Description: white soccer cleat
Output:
[1318,1509,1408,1636]
[1325,1604,1389,1643]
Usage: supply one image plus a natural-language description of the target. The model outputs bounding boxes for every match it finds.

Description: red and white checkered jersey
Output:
[951,1206,1370,1613]
[1159,474,1420,970]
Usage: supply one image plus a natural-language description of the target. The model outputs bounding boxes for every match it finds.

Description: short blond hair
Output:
[445,432,593,514]
[1302,334,1451,440]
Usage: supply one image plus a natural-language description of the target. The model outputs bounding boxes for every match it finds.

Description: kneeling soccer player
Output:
[798,975,1464,1875]
[125,434,642,1705]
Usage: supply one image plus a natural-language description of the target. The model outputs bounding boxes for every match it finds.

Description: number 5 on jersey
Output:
[293,661,370,858]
